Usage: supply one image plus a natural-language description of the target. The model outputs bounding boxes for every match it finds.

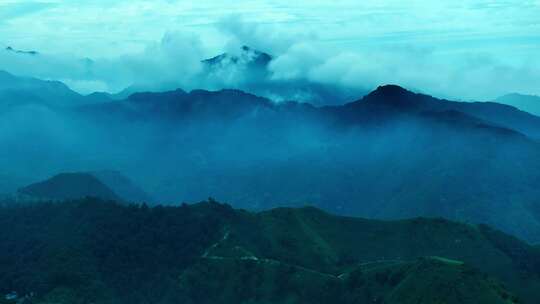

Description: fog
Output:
[1,85,540,241]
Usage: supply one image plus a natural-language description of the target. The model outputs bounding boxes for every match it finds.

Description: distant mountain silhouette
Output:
[5,76,540,242]
[363,84,431,108]
[85,84,539,139]
[18,173,122,202]
[331,85,540,138]
[202,45,272,74]
[89,170,153,203]
[497,93,540,116]
[5,46,39,56]
[84,91,113,103]
[0,70,107,108]
[199,45,366,105]
[78,88,274,122]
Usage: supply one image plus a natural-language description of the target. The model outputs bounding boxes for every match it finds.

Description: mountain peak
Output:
[202,45,272,69]
[362,84,431,109]
[18,172,121,202]
[368,84,414,99]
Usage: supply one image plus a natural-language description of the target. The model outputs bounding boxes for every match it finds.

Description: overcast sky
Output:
[0,0,539,100]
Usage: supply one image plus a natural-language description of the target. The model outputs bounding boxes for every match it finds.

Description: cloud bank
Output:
[1,1,539,101]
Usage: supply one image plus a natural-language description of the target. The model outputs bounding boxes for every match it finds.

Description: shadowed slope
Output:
[18,173,122,202]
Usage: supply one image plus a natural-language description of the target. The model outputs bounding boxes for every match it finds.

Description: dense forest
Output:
[0,198,538,304]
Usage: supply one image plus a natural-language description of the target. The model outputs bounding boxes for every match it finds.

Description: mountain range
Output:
[0,70,109,109]
[66,84,540,243]
[2,45,364,105]
[496,93,540,117]
[2,69,540,245]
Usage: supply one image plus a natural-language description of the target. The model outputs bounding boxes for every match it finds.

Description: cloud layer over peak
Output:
[0,1,539,101]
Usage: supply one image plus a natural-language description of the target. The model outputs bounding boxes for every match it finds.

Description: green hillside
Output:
[210,206,540,301]
[0,199,537,303]
[178,256,517,304]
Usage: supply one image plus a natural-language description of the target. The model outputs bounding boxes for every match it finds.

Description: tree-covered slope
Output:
[178,256,517,304]
[0,199,537,303]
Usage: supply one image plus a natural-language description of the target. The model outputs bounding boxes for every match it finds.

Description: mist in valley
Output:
[2,84,540,243]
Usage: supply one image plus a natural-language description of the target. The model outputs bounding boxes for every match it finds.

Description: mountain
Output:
[108,82,189,100]
[81,84,540,138]
[5,79,540,242]
[16,171,151,203]
[331,85,540,138]
[0,198,535,303]
[83,91,113,103]
[89,170,154,203]
[352,257,518,304]
[74,87,540,241]
[0,70,107,109]
[77,88,275,122]
[199,46,366,105]
[72,85,540,242]
[18,173,122,202]
[182,256,517,304]
[497,93,540,116]
[202,45,272,77]
[5,46,39,56]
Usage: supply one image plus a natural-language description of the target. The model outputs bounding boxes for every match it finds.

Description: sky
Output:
[0,0,539,100]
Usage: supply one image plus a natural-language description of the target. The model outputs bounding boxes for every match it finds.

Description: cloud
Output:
[218,15,316,55]
[207,12,540,100]
[268,39,540,100]
[0,2,56,22]
[0,1,539,100]
[102,30,205,90]
[269,43,324,80]
[0,31,206,94]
